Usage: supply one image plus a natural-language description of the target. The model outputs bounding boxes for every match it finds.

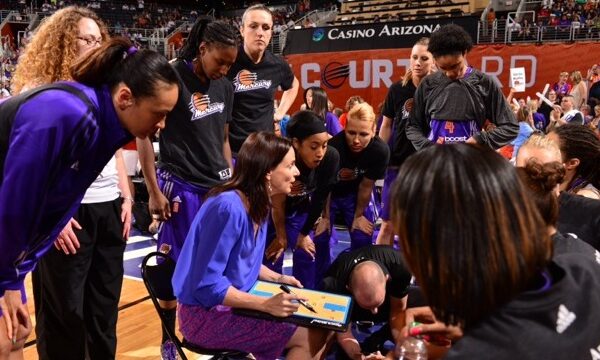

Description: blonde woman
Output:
[314,103,390,256]
[12,7,134,360]
[569,70,587,110]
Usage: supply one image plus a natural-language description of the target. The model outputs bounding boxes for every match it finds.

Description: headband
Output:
[288,115,327,140]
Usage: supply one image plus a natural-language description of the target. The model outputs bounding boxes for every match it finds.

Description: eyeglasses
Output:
[77,36,102,46]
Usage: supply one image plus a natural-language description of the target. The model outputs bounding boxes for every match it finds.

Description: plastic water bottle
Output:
[397,336,428,360]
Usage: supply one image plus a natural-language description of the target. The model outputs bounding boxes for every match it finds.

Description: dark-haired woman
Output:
[304,87,342,136]
[11,8,138,359]
[263,111,339,289]
[515,148,598,260]
[136,17,239,357]
[0,37,179,359]
[227,4,299,154]
[390,144,600,359]
[173,132,324,360]
[406,24,518,150]
[548,124,600,199]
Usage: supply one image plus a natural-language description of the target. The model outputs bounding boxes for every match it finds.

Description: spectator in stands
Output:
[339,95,365,128]
[569,70,587,109]
[303,86,342,136]
[227,4,300,155]
[552,71,572,100]
[406,24,518,150]
[547,95,584,130]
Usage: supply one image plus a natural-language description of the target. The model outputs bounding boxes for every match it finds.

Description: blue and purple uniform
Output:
[316,132,389,251]
[0,82,132,309]
[263,146,339,289]
[155,59,233,260]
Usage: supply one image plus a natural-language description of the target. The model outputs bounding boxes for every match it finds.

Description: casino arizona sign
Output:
[327,23,442,40]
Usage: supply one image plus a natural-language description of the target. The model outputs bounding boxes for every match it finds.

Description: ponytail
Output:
[70,37,178,98]
[179,17,239,62]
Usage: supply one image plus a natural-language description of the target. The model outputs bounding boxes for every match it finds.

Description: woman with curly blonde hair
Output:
[11,6,108,93]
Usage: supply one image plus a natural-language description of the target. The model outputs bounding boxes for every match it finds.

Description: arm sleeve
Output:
[225,82,234,124]
[279,59,295,91]
[382,84,397,119]
[300,148,340,235]
[476,77,519,149]
[0,96,92,296]
[364,142,389,180]
[406,83,433,150]
[174,198,243,308]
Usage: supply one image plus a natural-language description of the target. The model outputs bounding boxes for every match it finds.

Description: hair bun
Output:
[523,159,565,192]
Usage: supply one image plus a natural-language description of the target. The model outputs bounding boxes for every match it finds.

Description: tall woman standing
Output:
[227,4,300,154]
[376,37,433,245]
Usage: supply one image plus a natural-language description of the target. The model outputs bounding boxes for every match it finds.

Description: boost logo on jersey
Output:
[233,69,272,93]
[188,92,225,121]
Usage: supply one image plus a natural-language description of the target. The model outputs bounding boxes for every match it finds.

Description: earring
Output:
[267,181,273,193]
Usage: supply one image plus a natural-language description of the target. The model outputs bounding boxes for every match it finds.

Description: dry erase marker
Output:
[279,284,317,313]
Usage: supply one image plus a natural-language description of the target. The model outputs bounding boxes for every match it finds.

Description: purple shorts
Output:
[156,169,209,261]
[380,167,399,221]
[179,303,296,360]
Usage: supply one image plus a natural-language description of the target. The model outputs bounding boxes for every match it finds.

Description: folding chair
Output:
[141,252,250,360]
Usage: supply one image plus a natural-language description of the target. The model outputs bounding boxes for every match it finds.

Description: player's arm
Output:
[266,194,288,262]
[223,123,233,169]
[337,328,364,360]
[275,76,299,122]
[477,78,519,149]
[406,84,433,150]
[137,137,171,220]
[351,178,376,235]
[389,295,408,345]
[379,115,393,144]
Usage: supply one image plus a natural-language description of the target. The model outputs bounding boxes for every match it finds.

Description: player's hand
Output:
[2,290,31,350]
[262,293,301,317]
[465,137,477,144]
[296,235,316,260]
[266,236,287,264]
[277,274,303,288]
[401,306,462,342]
[351,216,374,235]
[363,351,385,360]
[121,198,132,241]
[54,218,82,255]
[148,190,171,221]
[314,217,330,237]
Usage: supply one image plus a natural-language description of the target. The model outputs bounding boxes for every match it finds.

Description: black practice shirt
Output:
[320,245,412,322]
[158,59,233,188]
[226,47,294,153]
[328,132,389,197]
[382,80,417,167]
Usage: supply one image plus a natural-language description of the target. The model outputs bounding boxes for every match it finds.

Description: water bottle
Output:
[397,336,428,360]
